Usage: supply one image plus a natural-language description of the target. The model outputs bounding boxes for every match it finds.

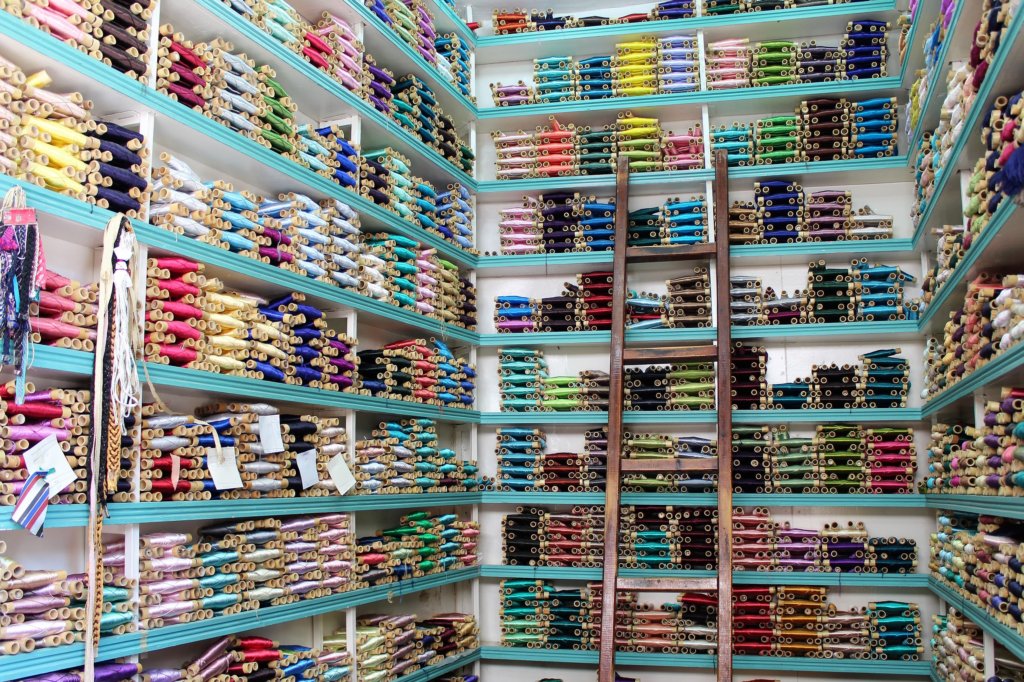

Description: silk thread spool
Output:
[357,338,475,408]
[355,510,478,585]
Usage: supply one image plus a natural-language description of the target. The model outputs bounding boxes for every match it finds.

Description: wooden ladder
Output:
[597,150,734,682]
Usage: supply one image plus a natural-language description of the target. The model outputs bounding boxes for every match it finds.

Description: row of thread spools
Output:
[491,183,894,257]
[15,623,478,682]
[502,505,917,573]
[494,424,918,494]
[496,344,910,412]
[491,261,918,333]
[489,1,876,34]
[5,0,477,173]
[932,607,1024,682]
[0,510,478,654]
[499,580,923,660]
[489,19,889,105]
[921,386,1024,497]
[491,97,899,179]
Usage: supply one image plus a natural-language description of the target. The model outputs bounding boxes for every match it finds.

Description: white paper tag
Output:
[258,414,284,454]
[207,447,243,490]
[327,454,356,496]
[296,449,319,490]
[22,435,76,499]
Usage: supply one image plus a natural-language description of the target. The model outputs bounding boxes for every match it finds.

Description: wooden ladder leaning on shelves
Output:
[597,150,734,682]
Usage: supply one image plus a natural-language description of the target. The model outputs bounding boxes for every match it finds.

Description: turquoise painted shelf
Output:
[727,155,912,182]
[925,494,1024,519]
[479,321,916,346]
[907,0,969,156]
[0,504,88,531]
[477,168,713,194]
[0,12,477,269]
[476,0,896,59]
[911,9,1024,246]
[477,238,916,272]
[25,344,93,375]
[477,77,902,119]
[733,408,923,423]
[478,646,931,674]
[477,328,715,346]
[106,492,481,525]
[931,577,1024,663]
[479,492,925,507]
[479,565,928,587]
[428,0,477,46]
[402,649,481,682]
[922,325,1024,417]
[478,411,718,425]
[187,0,477,191]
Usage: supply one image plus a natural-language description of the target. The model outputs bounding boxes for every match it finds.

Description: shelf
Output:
[727,156,913,184]
[478,321,917,347]
[0,504,88,532]
[341,0,477,121]
[906,0,972,155]
[477,411,718,425]
[479,492,926,507]
[427,0,477,46]
[733,408,923,423]
[477,328,715,346]
[475,0,897,64]
[476,168,714,197]
[106,492,481,525]
[401,649,482,682]
[925,494,1024,520]
[478,646,931,675]
[931,577,1024,664]
[477,239,917,274]
[922,314,1024,418]
[911,8,1024,248]
[477,78,903,124]
[0,12,478,268]
[180,0,476,192]
[479,565,928,587]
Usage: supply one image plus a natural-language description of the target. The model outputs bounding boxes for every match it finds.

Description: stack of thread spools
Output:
[497,347,609,412]
[931,512,1024,640]
[490,3,695,34]
[495,427,607,491]
[0,382,91,506]
[0,537,134,655]
[495,192,618,255]
[389,74,474,170]
[306,12,366,96]
[326,612,478,679]
[354,511,479,585]
[922,274,1024,400]
[492,113,703,178]
[353,418,484,495]
[136,514,355,631]
[732,424,917,494]
[436,33,473,99]
[0,54,150,216]
[27,268,96,352]
[489,35,698,106]
[728,180,894,244]
[138,634,350,681]
[736,345,910,410]
[6,0,153,80]
[136,401,348,501]
[357,338,476,408]
[628,196,709,246]
[621,433,716,492]
[144,256,358,391]
[731,508,917,573]
[921,388,1024,496]
[931,607,1024,681]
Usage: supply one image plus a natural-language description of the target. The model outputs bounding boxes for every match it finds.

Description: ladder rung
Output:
[620,457,719,473]
[626,243,717,263]
[622,345,717,364]
[616,577,719,592]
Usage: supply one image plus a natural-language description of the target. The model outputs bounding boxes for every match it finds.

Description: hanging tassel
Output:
[86,213,142,680]
[0,186,44,403]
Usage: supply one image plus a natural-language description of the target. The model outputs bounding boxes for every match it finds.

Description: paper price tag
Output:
[258,414,284,454]
[297,449,319,490]
[327,454,356,496]
[23,435,75,499]
[207,447,243,490]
